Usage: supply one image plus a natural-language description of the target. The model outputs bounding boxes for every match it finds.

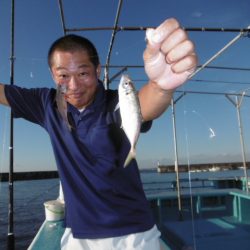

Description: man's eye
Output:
[79,72,88,76]
[59,74,68,79]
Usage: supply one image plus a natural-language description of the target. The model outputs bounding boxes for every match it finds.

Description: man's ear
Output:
[96,64,101,78]
[49,68,58,86]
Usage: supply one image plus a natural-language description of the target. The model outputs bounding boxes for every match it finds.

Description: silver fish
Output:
[118,74,143,167]
[56,83,71,130]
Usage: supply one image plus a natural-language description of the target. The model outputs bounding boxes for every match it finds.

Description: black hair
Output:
[48,34,100,68]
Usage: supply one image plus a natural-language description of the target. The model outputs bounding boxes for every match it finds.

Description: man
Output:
[0,18,197,249]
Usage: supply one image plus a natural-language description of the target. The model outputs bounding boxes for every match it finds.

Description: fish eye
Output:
[123,81,129,88]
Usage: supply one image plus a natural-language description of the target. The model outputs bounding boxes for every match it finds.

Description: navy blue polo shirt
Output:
[4,82,155,239]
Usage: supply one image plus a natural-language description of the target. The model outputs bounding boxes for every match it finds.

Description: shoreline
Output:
[0,169,156,182]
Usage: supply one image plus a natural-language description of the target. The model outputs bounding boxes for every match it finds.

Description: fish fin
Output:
[114,103,120,112]
[124,148,136,167]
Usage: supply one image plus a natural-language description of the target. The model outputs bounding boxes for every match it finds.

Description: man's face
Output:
[51,50,100,109]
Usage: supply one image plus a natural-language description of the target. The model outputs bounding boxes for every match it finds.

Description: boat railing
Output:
[143,177,243,196]
[147,188,250,224]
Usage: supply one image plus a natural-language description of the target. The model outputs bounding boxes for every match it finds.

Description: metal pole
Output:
[235,96,249,192]
[103,0,123,89]
[7,0,15,249]
[171,98,183,221]
[58,0,66,36]
[101,65,250,72]
[65,26,250,33]
[189,30,245,79]
[108,67,127,83]
[225,94,249,192]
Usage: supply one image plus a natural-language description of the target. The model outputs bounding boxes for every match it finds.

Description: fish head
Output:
[57,83,68,95]
[119,74,135,95]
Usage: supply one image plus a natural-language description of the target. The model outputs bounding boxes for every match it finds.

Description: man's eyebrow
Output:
[55,64,91,70]
[78,64,91,69]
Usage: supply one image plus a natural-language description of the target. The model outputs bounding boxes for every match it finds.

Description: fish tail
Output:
[124,148,136,167]
[56,85,72,131]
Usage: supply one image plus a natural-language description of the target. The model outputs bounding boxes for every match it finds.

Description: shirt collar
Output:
[67,80,106,115]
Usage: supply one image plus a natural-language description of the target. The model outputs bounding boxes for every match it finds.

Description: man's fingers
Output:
[144,29,161,60]
[154,18,180,42]
[160,29,188,56]
[144,18,180,60]
[171,54,198,74]
[166,40,195,63]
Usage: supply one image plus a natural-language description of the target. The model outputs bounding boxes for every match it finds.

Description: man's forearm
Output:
[138,80,174,121]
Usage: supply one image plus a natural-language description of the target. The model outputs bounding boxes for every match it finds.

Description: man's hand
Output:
[143,18,197,90]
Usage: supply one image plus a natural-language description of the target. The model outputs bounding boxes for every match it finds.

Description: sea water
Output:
[0,179,59,250]
[0,169,248,250]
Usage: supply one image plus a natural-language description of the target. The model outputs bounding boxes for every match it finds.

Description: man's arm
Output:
[0,84,9,106]
[139,18,197,121]
[139,81,173,121]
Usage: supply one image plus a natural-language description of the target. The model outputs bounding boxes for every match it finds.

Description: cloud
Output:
[191,11,203,18]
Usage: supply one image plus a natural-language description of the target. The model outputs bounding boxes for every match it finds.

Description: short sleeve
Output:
[4,85,52,126]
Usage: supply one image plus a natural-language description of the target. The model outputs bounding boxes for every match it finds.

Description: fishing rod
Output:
[7,0,15,249]
[189,28,247,78]
[65,26,250,34]
[114,78,250,86]
[171,95,185,221]
[58,0,67,36]
[103,0,123,89]
[189,79,250,85]
[175,90,250,97]
[102,65,250,72]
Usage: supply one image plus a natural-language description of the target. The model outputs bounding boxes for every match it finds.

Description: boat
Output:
[208,166,220,172]
[2,0,250,249]
[28,176,250,250]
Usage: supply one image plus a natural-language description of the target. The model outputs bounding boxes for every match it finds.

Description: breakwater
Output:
[157,161,250,173]
[0,171,59,182]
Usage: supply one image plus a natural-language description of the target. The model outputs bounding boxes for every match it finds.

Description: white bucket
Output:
[44,200,65,221]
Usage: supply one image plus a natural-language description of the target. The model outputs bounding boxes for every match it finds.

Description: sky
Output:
[0,0,250,172]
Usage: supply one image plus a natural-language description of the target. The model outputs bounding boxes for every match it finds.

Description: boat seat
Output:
[161,218,250,250]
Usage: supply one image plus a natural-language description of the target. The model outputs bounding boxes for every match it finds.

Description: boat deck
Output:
[28,221,65,250]
[28,187,250,249]
[162,217,250,250]
[149,188,250,249]
[28,221,171,250]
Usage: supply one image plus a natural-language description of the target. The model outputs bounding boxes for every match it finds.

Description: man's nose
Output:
[68,76,79,90]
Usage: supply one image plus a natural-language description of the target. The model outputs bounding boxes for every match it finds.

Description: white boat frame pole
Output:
[225,94,249,193]
[170,27,248,220]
